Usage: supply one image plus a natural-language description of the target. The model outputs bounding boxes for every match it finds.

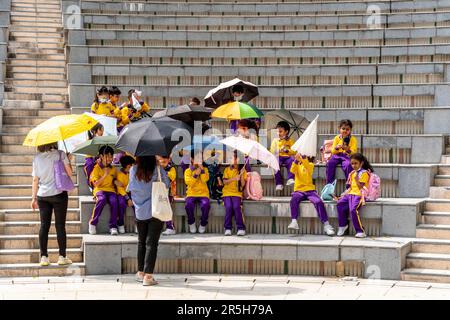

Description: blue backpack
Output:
[320,180,337,201]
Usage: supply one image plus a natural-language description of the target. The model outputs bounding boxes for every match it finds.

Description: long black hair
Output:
[88,123,104,140]
[135,156,156,183]
[350,153,374,172]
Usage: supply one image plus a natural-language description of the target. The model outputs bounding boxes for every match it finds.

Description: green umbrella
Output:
[71,136,120,157]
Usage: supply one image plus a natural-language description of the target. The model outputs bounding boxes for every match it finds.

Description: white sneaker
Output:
[40,256,49,267]
[323,223,336,236]
[162,228,176,236]
[57,256,73,266]
[198,225,206,234]
[110,228,119,235]
[337,225,348,236]
[236,229,246,236]
[275,185,284,191]
[355,232,367,238]
[189,223,197,234]
[135,272,144,283]
[88,224,96,235]
[118,225,126,234]
[286,179,295,186]
[287,219,300,230]
[224,229,232,236]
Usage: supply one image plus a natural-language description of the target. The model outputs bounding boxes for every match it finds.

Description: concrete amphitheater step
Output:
[0,221,81,235]
[0,234,82,250]
[0,208,80,222]
[422,212,450,225]
[0,262,85,278]
[0,248,83,264]
[411,239,450,255]
[0,184,79,197]
[401,268,450,283]
[0,196,79,210]
[406,252,450,271]
[416,224,450,239]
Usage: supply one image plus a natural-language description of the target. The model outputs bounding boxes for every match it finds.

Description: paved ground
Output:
[1,274,450,300]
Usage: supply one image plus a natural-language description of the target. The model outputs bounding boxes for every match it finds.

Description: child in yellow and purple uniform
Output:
[90,86,117,117]
[84,123,104,191]
[114,155,135,234]
[288,153,335,236]
[336,153,374,238]
[108,86,124,132]
[222,151,247,236]
[326,119,358,184]
[119,89,150,127]
[270,121,296,191]
[89,146,119,236]
[158,155,178,236]
[184,151,210,234]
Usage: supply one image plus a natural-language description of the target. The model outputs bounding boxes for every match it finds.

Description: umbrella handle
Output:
[62,140,72,167]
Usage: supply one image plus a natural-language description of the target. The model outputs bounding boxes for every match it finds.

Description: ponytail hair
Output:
[350,153,374,172]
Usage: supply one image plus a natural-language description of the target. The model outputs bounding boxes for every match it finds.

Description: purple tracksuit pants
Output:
[223,196,245,230]
[275,156,294,186]
[90,191,119,229]
[185,197,211,227]
[337,194,365,234]
[326,153,352,184]
[290,190,329,223]
[117,194,129,227]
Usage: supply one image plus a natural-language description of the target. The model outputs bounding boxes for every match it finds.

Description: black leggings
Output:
[37,192,68,257]
[136,217,164,274]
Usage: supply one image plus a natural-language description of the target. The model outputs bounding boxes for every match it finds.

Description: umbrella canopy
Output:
[115,117,193,157]
[264,110,310,141]
[291,115,319,157]
[211,101,263,121]
[23,114,98,147]
[71,136,120,157]
[219,136,279,171]
[152,104,212,123]
[204,78,259,108]
[83,112,118,136]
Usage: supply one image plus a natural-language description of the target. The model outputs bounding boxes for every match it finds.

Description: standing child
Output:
[84,123,104,190]
[120,89,150,126]
[288,154,335,235]
[108,86,124,132]
[91,86,116,117]
[270,121,296,191]
[158,156,178,236]
[222,151,247,236]
[326,119,357,184]
[336,153,374,238]
[184,151,210,234]
[114,155,136,234]
[89,146,119,235]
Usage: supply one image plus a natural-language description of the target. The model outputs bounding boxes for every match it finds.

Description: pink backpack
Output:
[244,171,263,200]
[362,171,381,202]
[346,169,381,203]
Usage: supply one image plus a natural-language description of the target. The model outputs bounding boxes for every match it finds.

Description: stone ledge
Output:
[78,195,423,238]
[82,233,411,280]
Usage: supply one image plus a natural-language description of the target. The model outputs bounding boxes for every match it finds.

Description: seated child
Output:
[89,146,119,236]
[270,121,296,191]
[288,153,335,236]
[84,123,104,191]
[120,89,150,126]
[114,155,136,234]
[91,86,116,117]
[326,119,357,184]
[222,151,247,236]
[158,155,178,236]
[335,153,373,238]
[184,151,210,234]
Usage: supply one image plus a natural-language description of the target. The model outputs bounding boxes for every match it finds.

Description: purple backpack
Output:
[54,151,75,192]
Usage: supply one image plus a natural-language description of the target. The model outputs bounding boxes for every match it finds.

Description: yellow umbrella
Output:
[23,114,98,147]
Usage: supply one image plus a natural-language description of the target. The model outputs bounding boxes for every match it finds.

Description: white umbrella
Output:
[219,135,280,171]
[291,115,319,157]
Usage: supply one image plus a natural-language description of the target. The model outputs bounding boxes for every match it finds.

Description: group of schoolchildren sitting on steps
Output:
[83,86,377,239]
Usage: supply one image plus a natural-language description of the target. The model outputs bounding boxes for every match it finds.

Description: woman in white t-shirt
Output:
[31,142,73,267]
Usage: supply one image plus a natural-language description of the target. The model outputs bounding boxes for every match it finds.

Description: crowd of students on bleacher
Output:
[85,86,377,239]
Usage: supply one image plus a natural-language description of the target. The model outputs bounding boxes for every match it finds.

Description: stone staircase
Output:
[402,137,450,282]
[0,0,84,277]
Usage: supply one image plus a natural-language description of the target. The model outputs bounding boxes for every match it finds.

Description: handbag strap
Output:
[157,165,162,182]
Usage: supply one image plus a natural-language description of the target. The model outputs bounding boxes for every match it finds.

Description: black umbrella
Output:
[152,104,212,122]
[264,110,311,141]
[116,117,193,157]
[203,78,259,108]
